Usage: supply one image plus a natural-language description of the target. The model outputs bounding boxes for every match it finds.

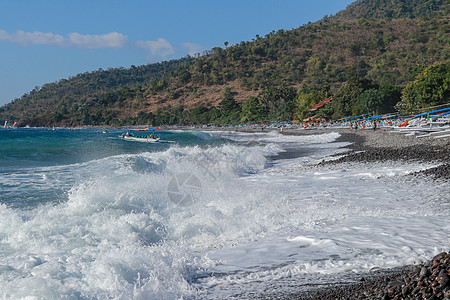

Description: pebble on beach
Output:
[301,252,450,300]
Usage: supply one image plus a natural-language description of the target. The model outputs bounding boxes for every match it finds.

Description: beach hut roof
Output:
[310,98,333,111]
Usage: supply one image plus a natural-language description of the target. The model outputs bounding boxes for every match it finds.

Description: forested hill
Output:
[1,0,449,127]
[336,0,448,19]
[0,58,194,125]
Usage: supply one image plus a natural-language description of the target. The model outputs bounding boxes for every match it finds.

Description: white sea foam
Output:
[210,130,341,144]
[0,131,448,299]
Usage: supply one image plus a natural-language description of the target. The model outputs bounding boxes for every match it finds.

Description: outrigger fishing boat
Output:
[120,128,160,143]
[393,107,450,139]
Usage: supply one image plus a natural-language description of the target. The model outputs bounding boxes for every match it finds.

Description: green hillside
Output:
[1,0,449,126]
[336,0,448,19]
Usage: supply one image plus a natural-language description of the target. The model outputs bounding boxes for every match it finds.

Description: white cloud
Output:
[0,30,65,46]
[0,29,198,62]
[0,29,128,48]
[182,42,205,56]
[135,38,175,60]
[68,32,128,49]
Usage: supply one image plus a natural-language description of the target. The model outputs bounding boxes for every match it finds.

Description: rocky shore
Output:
[329,129,450,180]
[296,252,450,300]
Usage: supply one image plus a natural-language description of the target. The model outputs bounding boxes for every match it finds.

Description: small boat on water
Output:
[120,128,160,143]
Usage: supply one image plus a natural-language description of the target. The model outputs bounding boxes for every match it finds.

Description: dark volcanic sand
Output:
[295,252,450,300]
[330,130,450,180]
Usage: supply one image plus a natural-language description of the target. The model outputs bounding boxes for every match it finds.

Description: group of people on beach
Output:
[349,120,377,131]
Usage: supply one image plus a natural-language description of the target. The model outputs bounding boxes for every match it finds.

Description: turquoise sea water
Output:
[0,128,220,169]
[0,128,448,299]
[0,128,223,208]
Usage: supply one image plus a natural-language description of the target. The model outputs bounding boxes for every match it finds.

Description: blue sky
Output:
[0,0,355,106]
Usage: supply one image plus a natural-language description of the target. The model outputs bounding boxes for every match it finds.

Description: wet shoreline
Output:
[211,128,448,299]
[262,129,449,299]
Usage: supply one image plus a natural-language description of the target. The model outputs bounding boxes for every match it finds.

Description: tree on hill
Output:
[396,62,450,114]
[258,86,297,121]
[295,86,331,121]
[218,87,242,124]
[241,97,264,123]
[352,84,402,115]
[331,76,377,118]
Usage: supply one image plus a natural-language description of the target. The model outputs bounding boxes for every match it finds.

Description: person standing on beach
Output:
[373,120,377,131]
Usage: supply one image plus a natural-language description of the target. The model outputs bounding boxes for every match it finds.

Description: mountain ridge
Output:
[1,0,449,126]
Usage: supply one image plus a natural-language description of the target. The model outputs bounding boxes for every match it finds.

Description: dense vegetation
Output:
[0,0,449,127]
[397,63,450,114]
[336,0,448,19]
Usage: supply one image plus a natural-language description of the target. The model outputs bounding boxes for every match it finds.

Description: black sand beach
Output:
[330,129,449,180]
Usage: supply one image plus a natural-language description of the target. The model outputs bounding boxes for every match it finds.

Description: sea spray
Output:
[0,129,448,298]
[0,136,291,298]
